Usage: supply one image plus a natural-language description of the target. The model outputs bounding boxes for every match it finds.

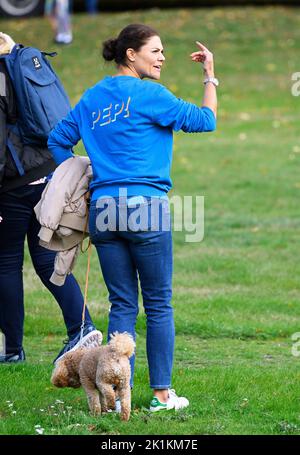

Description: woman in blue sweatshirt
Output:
[48,23,217,412]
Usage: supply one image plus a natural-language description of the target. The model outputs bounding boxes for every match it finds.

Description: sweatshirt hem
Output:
[91,184,167,200]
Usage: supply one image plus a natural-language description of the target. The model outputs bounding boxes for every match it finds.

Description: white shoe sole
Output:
[150,399,189,412]
[54,330,103,364]
[150,405,168,412]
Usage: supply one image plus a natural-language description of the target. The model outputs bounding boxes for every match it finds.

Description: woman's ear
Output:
[126,48,136,62]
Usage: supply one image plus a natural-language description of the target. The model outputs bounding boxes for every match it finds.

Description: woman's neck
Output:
[115,64,141,79]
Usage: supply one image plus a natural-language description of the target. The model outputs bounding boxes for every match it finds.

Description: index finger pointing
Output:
[196,41,208,51]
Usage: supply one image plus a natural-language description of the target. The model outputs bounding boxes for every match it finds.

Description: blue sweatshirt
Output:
[48,75,216,200]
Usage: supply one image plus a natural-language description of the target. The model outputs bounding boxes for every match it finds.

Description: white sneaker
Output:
[62,32,73,44]
[150,389,189,412]
[53,328,103,365]
[55,33,64,43]
[115,398,121,413]
[55,32,73,45]
[107,398,121,413]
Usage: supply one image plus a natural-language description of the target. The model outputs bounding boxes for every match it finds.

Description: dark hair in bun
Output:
[102,38,118,61]
[102,24,158,65]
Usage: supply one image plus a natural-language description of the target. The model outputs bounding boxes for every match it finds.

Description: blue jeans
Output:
[85,0,98,14]
[89,196,174,389]
[0,183,93,353]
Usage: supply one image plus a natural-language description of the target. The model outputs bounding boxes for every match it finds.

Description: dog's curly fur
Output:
[51,332,135,421]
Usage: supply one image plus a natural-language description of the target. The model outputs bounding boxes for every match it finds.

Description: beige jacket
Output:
[0,32,16,55]
[34,156,92,286]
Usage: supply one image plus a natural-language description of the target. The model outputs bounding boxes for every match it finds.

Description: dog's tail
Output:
[109,332,135,358]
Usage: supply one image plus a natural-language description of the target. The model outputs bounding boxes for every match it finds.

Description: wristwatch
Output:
[203,77,219,87]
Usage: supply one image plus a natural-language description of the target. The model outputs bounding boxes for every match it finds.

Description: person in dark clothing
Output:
[0,33,102,363]
[85,0,98,14]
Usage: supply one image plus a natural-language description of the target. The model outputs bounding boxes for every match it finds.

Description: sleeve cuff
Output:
[38,227,54,244]
[50,271,67,286]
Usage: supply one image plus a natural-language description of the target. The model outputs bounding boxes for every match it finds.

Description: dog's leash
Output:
[79,191,92,345]
[79,240,92,344]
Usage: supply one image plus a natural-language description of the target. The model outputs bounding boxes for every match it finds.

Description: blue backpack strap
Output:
[42,51,57,58]
[0,51,25,177]
[0,44,22,80]
[6,124,25,176]
[10,43,23,56]
[6,137,25,176]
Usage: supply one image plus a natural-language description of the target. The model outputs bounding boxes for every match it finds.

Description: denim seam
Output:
[150,384,171,389]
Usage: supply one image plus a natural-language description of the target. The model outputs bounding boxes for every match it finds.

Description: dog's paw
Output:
[121,410,130,421]
[90,406,101,416]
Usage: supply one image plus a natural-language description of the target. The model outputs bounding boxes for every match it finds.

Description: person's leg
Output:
[116,197,174,397]
[129,198,181,406]
[44,0,58,33]
[55,0,72,44]
[85,0,98,14]
[94,236,138,387]
[0,187,33,356]
[89,201,139,387]
[127,228,174,398]
[26,184,93,338]
[125,199,189,411]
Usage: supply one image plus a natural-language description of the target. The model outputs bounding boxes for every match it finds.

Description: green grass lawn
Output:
[1,6,300,435]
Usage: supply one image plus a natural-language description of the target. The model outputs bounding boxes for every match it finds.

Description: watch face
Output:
[210,78,218,86]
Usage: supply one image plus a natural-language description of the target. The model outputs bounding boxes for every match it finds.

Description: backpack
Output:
[0,44,71,147]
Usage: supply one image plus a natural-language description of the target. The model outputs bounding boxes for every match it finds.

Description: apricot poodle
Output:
[51,332,135,421]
